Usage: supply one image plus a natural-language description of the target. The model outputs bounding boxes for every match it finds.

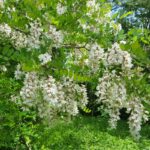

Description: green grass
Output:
[35,116,150,150]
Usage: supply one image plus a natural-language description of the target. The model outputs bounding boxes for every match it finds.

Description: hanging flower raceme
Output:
[86,43,105,73]
[96,71,149,138]
[20,72,39,110]
[27,20,43,50]
[127,97,149,140]
[16,72,88,120]
[40,76,65,107]
[96,71,127,128]
[61,77,88,116]
[106,43,133,70]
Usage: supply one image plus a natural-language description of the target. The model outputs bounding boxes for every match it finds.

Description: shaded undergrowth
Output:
[35,116,150,150]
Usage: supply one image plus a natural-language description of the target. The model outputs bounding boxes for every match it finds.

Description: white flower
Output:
[20,72,38,108]
[0,24,12,36]
[38,53,52,65]
[120,40,126,44]
[0,0,4,7]
[27,20,43,50]
[0,20,44,50]
[105,11,112,18]
[123,51,133,69]
[45,25,64,46]
[14,64,24,80]
[116,24,122,32]
[106,43,133,69]
[86,0,96,8]
[11,31,28,49]
[0,65,7,72]
[86,0,100,17]
[87,43,104,73]
[96,71,127,129]
[127,97,148,140]
[56,3,67,15]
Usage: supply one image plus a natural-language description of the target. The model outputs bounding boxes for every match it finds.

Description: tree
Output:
[0,0,149,143]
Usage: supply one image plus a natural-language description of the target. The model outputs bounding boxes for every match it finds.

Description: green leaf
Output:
[120,11,133,19]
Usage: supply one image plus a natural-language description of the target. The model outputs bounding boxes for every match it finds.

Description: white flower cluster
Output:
[65,42,132,75]
[96,71,126,128]
[38,52,52,65]
[18,73,88,120]
[96,71,149,139]
[11,30,28,49]
[41,76,65,107]
[45,25,64,47]
[0,20,64,50]
[20,72,38,109]
[127,97,149,140]
[86,43,105,73]
[61,78,88,116]
[19,73,59,119]
[0,23,11,37]
[56,3,67,15]
[106,43,132,70]
[14,64,24,80]
[37,76,65,120]
[27,20,43,50]
[0,21,43,50]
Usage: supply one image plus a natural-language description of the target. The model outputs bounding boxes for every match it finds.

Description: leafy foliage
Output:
[0,0,150,148]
